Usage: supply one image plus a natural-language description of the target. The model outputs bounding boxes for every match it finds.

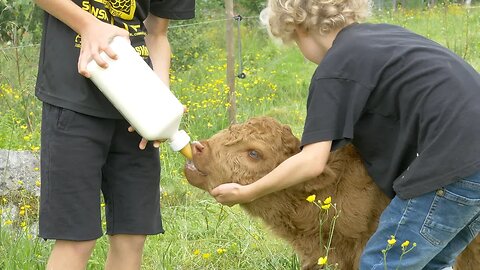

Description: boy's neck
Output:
[299,22,355,64]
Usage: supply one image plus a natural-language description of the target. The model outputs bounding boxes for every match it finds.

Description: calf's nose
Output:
[192,141,206,154]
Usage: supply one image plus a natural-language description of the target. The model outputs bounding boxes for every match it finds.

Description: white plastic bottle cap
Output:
[169,130,191,152]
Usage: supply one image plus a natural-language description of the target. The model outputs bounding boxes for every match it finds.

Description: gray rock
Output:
[0,149,40,196]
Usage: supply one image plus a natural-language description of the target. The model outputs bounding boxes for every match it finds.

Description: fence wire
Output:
[0,15,259,51]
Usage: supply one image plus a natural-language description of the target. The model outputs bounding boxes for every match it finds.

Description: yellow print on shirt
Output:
[135,45,149,58]
[85,0,136,21]
[82,1,109,21]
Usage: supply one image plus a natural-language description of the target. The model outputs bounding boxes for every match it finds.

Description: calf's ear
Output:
[281,125,301,157]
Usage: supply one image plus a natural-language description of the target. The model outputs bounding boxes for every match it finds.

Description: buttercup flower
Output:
[321,203,331,210]
[401,240,410,248]
[387,235,396,245]
[323,196,332,205]
[306,194,316,203]
[318,256,328,265]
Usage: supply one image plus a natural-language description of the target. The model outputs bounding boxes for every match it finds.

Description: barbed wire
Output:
[169,15,258,29]
[0,15,260,51]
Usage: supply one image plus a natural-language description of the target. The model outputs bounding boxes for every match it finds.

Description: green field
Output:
[1,4,479,270]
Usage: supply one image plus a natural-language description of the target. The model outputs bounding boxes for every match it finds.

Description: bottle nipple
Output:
[169,130,192,160]
[179,144,193,160]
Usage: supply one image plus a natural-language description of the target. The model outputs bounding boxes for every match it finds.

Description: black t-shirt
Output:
[301,23,480,199]
[35,0,195,118]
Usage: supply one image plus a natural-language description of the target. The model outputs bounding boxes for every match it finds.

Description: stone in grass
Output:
[0,149,40,196]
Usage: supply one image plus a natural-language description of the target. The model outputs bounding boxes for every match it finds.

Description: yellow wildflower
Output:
[35,180,41,187]
[323,196,332,204]
[193,249,200,255]
[216,248,226,255]
[202,253,211,259]
[4,220,13,225]
[20,221,27,227]
[321,203,331,210]
[19,210,25,216]
[306,195,316,203]
[318,256,328,265]
[388,235,396,245]
[401,240,410,248]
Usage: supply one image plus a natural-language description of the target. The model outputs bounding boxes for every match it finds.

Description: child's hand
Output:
[127,126,166,150]
[210,183,253,207]
[127,107,187,150]
[77,20,130,77]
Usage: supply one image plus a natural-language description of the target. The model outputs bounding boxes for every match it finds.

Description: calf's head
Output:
[184,117,300,192]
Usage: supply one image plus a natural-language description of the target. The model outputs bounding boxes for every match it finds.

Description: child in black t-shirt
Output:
[210,0,480,268]
[34,0,194,269]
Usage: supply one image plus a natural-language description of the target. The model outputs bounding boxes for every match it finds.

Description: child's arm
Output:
[211,140,332,206]
[34,0,129,77]
[144,15,171,87]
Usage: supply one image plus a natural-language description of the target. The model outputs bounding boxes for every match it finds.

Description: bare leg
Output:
[46,240,96,270]
[105,234,147,270]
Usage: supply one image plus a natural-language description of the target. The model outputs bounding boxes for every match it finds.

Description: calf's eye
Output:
[248,150,260,160]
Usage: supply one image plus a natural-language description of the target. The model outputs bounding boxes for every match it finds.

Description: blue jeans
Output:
[360,170,480,270]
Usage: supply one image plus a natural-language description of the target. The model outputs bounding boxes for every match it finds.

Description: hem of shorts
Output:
[394,161,480,199]
[36,91,123,119]
[38,233,104,241]
[151,10,195,20]
[105,229,165,236]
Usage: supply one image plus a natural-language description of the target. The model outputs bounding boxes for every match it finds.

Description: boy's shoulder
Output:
[316,23,436,81]
[334,23,411,49]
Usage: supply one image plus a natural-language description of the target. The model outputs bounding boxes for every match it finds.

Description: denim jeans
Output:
[360,170,480,270]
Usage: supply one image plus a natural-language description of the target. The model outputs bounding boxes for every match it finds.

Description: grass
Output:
[0,4,479,269]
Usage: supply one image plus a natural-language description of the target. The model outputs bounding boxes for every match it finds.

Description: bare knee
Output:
[47,240,96,270]
[109,234,146,254]
[105,234,146,270]
[54,239,96,257]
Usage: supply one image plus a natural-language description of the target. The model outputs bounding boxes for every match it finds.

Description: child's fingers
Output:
[139,138,148,150]
[77,50,91,78]
[103,46,118,61]
[153,139,167,148]
[91,51,109,69]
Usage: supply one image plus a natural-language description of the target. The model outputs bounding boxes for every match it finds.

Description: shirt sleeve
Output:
[301,77,371,151]
[150,0,195,20]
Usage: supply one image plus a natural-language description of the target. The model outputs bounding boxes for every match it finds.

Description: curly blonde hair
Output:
[263,0,371,43]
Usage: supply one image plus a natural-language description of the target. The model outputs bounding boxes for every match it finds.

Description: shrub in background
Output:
[0,0,43,45]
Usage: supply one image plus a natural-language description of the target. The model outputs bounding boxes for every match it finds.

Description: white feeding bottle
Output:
[86,36,192,159]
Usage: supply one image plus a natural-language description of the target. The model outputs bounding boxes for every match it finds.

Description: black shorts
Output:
[150,0,196,20]
[39,103,163,240]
